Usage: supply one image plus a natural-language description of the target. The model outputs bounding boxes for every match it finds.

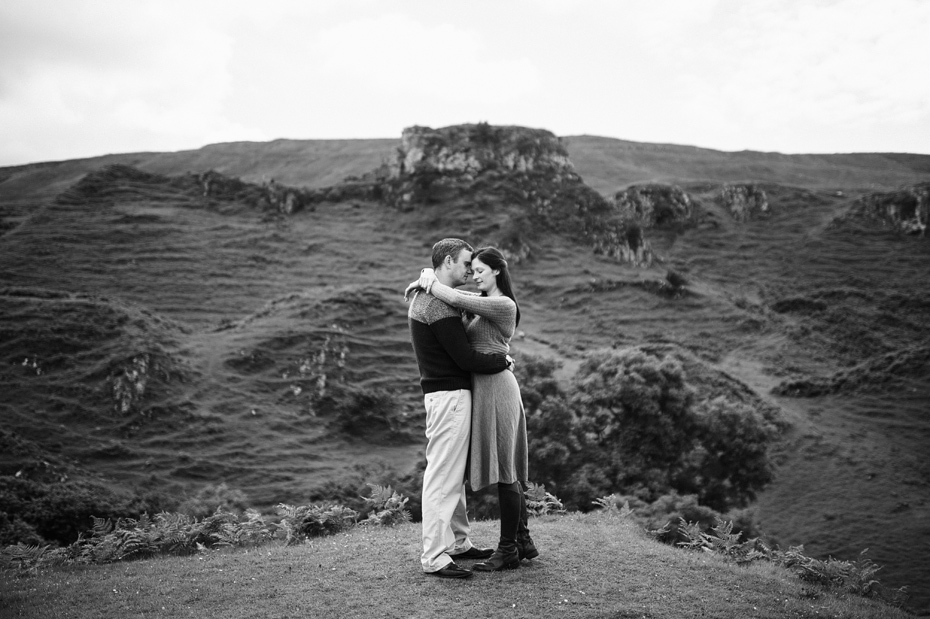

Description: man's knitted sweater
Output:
[408,290,508,394]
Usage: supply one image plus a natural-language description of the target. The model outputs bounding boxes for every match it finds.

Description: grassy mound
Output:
[773,345,930,397]
[0,287,193,424]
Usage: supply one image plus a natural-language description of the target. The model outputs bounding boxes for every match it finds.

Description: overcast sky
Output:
[1,0,928,166]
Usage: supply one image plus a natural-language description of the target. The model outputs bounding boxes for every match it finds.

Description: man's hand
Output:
[506,355,515,372]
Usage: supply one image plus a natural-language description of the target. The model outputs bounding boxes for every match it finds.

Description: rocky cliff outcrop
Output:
[381,124,652,266]
[719,183,769,221]
[609,184,694,227]
[395,123,574,177]
[840,182,929,236]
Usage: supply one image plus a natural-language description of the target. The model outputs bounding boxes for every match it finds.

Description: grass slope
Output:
[0,514,911,619]
[564,135,930,195]
[1,135,928,610]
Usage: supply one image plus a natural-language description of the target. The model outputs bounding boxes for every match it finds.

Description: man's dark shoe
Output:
[473,546,520,572]
[450,546,494,560]
[427,562,473,579]
[517,533,539,560]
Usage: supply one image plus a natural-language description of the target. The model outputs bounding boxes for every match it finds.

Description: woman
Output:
[408,247,537,571]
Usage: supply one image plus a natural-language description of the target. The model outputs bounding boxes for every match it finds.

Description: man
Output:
[406,238,512,579]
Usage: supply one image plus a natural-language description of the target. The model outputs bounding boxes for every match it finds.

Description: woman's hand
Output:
[418,268,436,292]
[403,268,437,302]
[403,279,421,302]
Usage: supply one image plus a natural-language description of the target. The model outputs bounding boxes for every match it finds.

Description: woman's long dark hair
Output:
[472,247,520,327]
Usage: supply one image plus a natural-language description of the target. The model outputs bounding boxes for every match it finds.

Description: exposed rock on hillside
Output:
[395,123,574,176]
[196,171,317,215]
[381,124,653,266]
[609,183,694,227]
[840,182,929,236]
[719,183,769,221]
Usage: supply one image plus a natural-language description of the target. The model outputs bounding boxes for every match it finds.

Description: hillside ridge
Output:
[1,123,928,611]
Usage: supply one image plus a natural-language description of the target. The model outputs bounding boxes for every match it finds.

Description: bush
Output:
[571,348,697,499]
[0,476,174,546]
[315,384,403,437]
[274,503,357,545]
[177,483,250,519]
[521,348,778,513]
[0,511,44,546]
[358,483,410,526]
[513,353,564,412]
[597,492,722,544]
[678,397,777,510]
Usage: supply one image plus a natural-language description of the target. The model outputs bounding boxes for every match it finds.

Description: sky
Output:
[1,0,929,167]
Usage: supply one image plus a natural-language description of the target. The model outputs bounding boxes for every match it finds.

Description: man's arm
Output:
[430,316,508,374]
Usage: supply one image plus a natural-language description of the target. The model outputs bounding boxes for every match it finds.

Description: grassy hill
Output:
[1,130,928,612]
[0,514,912,619]
[563,135,930,195]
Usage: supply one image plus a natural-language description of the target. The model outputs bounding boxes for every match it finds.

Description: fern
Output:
[592,494,634,518]
[675,518,710,551]
[646,522,671,540]
[706,518,744,556]
[524,482,565,516]
[2,543,51,573]
[360,483,411,526]
[274,503,357,545]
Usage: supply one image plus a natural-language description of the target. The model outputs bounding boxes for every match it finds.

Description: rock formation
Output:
[719,183,769,221]
[841,182,929,236]
[609,184,694,227]
[381,123,653,266]
[395,123,574,177]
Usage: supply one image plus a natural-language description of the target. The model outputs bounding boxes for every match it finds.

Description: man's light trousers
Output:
[420,389,476,572]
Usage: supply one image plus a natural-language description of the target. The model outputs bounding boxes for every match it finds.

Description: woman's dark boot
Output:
[516,483,539,560]
[473,539,520,571]
[474,482,521,572]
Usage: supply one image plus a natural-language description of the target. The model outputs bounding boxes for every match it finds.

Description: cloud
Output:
[313,14,540,104]
[691,1,929,133]
[0,0,265,163]
[1,0,928,163]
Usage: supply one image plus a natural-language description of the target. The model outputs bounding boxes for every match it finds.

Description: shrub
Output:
[597,492,721,545]
[523,348,778,513]
[359,483,410,526]
[315,384,402,437]
[672,520,909,608]
[274,503,357,545]
[677,397,777,510]
[525,396,578,494]
[570,348,697,499]
[513,353,563,413]
[0,511,44,546]
[0,476,173,546]
[524,482,565,517]
[177,483,250,519]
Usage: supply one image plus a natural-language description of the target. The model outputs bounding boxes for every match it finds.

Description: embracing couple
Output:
[404,238,538,579]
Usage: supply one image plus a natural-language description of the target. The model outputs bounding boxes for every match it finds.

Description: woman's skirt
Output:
[468,369,528,491]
